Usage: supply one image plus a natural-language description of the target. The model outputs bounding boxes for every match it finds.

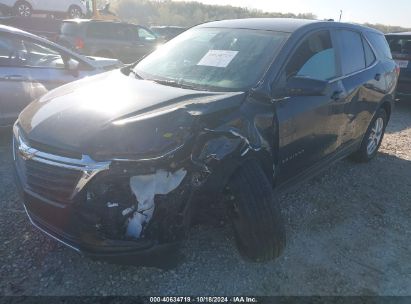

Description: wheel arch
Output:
[380,100,392,121]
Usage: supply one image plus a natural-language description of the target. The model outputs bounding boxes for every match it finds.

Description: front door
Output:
[274,29,348,181]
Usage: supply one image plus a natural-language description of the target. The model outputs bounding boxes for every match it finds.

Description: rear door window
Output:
[286,30,337,81]
[337,30,366,75]
[363,37,376,67]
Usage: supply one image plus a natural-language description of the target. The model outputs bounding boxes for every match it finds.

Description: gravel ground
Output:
[0,103,410,296]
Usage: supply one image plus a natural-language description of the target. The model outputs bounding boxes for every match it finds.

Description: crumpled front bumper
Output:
[13,150,180,268]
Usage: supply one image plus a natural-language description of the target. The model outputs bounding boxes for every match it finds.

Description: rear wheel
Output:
[351,108,388,162]
[68,5,82,18]
[14,1,32,17]
[226,160,286,262]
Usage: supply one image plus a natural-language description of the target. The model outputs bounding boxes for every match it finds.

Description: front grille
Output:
[13,131,110,205]
[14,142,83,204]
[24,159,82,204]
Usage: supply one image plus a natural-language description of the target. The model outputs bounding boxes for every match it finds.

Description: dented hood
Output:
[18,69,246,158]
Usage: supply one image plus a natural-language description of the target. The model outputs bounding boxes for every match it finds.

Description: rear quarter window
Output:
[366,32,393,59]
[363,37,376,67]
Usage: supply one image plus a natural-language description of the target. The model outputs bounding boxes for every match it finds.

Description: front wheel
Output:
[68,5,82,18]
[351,108,388,162]
[226,160,286,262]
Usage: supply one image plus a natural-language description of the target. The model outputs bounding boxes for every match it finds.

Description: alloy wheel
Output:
[17,4,31,16]
[367,117,384,156]
[70,7,82,18]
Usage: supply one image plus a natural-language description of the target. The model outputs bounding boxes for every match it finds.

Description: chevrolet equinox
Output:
[13,19,398,266]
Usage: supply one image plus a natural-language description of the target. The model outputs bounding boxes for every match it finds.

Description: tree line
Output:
[101,0,410,33]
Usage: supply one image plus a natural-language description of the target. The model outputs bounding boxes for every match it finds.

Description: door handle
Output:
[3,75,27,81]
[375,73,382,81]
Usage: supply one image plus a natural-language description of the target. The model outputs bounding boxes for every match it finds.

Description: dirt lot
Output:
[0,103,410,296]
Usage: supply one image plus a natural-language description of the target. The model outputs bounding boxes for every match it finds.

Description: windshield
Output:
[134,27,289,91]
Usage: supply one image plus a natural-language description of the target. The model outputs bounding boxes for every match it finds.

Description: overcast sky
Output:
[176,0,411,27]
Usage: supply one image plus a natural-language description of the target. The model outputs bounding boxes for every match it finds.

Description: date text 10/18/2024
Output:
[149,297,259,303]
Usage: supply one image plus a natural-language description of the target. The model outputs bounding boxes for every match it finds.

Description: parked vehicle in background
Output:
[0,0,86,18]
[13,19,397,266]
[83,0,119,21]
[386,32,411,100]
[0,25,122,126]
[57,19,160,64]
[0,16,61,41]
[150,26,187,41]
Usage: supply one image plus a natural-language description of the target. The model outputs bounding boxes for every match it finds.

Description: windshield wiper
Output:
[151,79,180,87]
[129,69,143,79]
[151,78,208,91]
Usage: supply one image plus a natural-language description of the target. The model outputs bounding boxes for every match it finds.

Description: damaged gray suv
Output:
[13,18,397,266]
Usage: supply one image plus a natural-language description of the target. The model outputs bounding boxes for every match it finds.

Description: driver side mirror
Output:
[67,58,79,71]
[285,76,329,97]
[64,57,80,77]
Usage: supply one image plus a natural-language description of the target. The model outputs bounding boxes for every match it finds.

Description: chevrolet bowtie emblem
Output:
[17,137,36,161]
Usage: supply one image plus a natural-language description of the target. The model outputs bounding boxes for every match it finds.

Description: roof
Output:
[197,18,382,34]
[198,18,316,32]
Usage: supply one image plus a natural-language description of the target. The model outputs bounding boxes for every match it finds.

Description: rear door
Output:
[274,29,348,181]
[334,29,388,144]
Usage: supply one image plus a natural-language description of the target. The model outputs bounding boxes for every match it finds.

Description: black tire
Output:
[68,5,82,18]
[13,1,32,17]
[351,108,388,163]
[227,160,286,262]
